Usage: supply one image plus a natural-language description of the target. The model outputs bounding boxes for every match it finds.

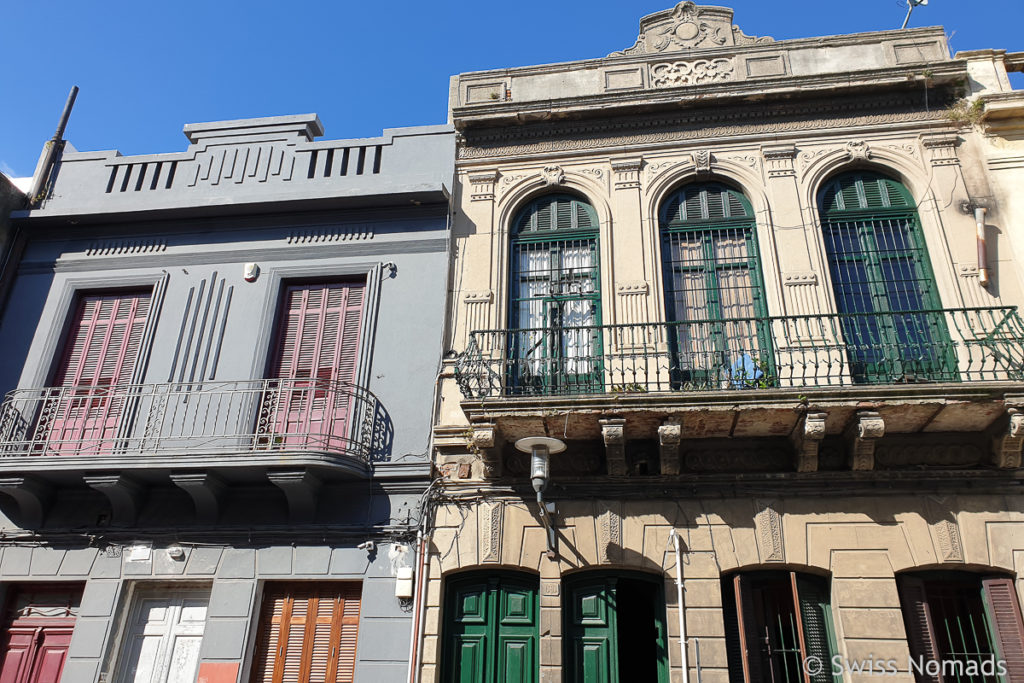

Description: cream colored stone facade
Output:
[427,4,1024,682]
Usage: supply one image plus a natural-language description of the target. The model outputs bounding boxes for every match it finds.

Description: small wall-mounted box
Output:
[395,567,415,599]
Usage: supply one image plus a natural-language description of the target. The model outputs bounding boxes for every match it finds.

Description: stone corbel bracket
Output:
[600,417,628,476]
[85,474,145,527]
[472,422,503,478]
[0,476,54,528]
[846,410,885,471]
[658,417,682,475]
[267,469,322,524]
[992,403,1024,469]
[791,412,827,473]
[171,472,227,524]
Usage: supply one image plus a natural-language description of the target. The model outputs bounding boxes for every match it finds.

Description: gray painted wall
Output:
[0,116,453,682]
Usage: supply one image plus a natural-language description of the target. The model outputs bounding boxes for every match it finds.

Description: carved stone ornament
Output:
[472,422,503,478]
[650,59,734,88]
[597,502,623,564]
[658,417,683,476]
[754,500,784,562]
[480,501,504,563]
[611,2,772,56]
[846,140,872,161]
[540,165,565,186]
[694,149,712,174]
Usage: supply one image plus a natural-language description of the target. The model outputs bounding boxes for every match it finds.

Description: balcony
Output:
[450,307,1024,479]
[0,379,391,526]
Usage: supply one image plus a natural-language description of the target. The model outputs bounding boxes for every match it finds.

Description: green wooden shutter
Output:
[981,577,1024,682]
[565,578,618,683]
[896,576,943,683]
[794,574,840,683]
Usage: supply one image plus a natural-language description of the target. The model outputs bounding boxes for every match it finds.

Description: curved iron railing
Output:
[0,378,392,463]
[455,307,1024,398]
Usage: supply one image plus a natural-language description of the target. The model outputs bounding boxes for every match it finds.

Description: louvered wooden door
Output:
[267,283,364,451]
[43,291,151,454]
[250,583,361,683]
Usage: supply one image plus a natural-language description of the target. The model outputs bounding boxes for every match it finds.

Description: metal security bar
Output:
[455,307,1024,398]
[0,379,390,462]
[926,581,1000,683]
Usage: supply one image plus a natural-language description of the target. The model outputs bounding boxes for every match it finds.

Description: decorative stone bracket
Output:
[658,417,682,475]
[846,410,885,471]
[791,412,827,472]
[472,422,503,478]
[171,472,227,524]
[0,476,54,528]
[85,474,145,527]
[600,418,628,476]
[992,405,1024,469]
[267,469,322,524]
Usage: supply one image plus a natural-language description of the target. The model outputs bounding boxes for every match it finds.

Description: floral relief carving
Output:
[846,140,872,161]
[541,165,565,186]
[650,58,734,88]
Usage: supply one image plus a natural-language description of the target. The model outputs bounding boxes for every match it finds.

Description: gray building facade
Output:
[0,114,453,683]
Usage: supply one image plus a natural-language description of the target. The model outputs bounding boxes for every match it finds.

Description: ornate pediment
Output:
[611,2,772,56]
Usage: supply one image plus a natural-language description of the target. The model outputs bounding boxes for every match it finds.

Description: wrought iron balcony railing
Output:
[0,378,391,463]
[455,307,1024,399]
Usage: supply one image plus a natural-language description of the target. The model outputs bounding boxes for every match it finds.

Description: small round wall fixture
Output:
[513,436,567,455]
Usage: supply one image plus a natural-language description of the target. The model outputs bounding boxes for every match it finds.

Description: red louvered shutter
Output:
[897,576,943,683]
[249,584,362,683]
[268,283,364,452]
[44,291,151,455]
[981,577,1024,683]
[734,574,763,683]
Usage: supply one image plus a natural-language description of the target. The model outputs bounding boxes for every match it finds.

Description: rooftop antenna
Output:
[900,0,928,29]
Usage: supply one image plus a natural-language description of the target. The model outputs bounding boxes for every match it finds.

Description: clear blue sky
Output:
[2,0,1022,178]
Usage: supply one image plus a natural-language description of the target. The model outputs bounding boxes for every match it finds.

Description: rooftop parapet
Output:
[449,2,961,128]
[21,115,454,222]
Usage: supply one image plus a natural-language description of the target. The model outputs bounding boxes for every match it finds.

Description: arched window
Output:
[897,571,1024,681]
[563,572,669,683]
[508,194,601,394]
[818,171,955,383]
[442,572,539,683]
[722,570,838,683]
[659,183,771,390]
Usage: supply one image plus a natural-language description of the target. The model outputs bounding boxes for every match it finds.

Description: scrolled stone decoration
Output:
[791,412,827,473]
[472,422,503,478]
[600,417,628,476]
[694,149,712,174]
[658,417,683,475]
[611,2,771,56]
[540,165,565,186]
[846,410,885,471]
[650,59,734,88]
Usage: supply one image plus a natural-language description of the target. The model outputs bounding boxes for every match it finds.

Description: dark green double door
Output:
[443,574,538,683]
[564,574,669,683]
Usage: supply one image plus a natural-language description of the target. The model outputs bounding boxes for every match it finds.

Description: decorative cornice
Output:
[460,95,951,161]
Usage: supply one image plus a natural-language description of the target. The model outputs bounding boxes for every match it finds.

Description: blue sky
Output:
[2,0,1022,178]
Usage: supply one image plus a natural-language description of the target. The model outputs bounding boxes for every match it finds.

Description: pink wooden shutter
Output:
[269,283,364,451]
[897,576,943,683]
[44,291,151,454]
[982,577,1024,682]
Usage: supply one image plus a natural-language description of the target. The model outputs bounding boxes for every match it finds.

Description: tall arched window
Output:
[818,171,955,383]
[509,194,601,394]
[659,183,771,389]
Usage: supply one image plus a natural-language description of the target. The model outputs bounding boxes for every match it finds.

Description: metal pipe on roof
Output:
[27,86,79,208]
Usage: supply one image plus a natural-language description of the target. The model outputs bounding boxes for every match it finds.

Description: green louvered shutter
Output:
[794,574,841,683]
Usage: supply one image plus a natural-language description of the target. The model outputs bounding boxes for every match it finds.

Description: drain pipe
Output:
[408,527,430,683]
[975,206,989,287]
[670,529,689,683]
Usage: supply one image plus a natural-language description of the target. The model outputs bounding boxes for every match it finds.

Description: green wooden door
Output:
[564,574,669,683]
[443,574,538,683]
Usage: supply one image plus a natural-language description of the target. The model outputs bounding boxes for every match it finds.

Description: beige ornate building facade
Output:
[425,4,1024,683]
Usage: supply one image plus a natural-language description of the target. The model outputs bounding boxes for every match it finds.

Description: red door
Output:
[267,282,364,452]
[41,291,151,455]
[0,586,81,683]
